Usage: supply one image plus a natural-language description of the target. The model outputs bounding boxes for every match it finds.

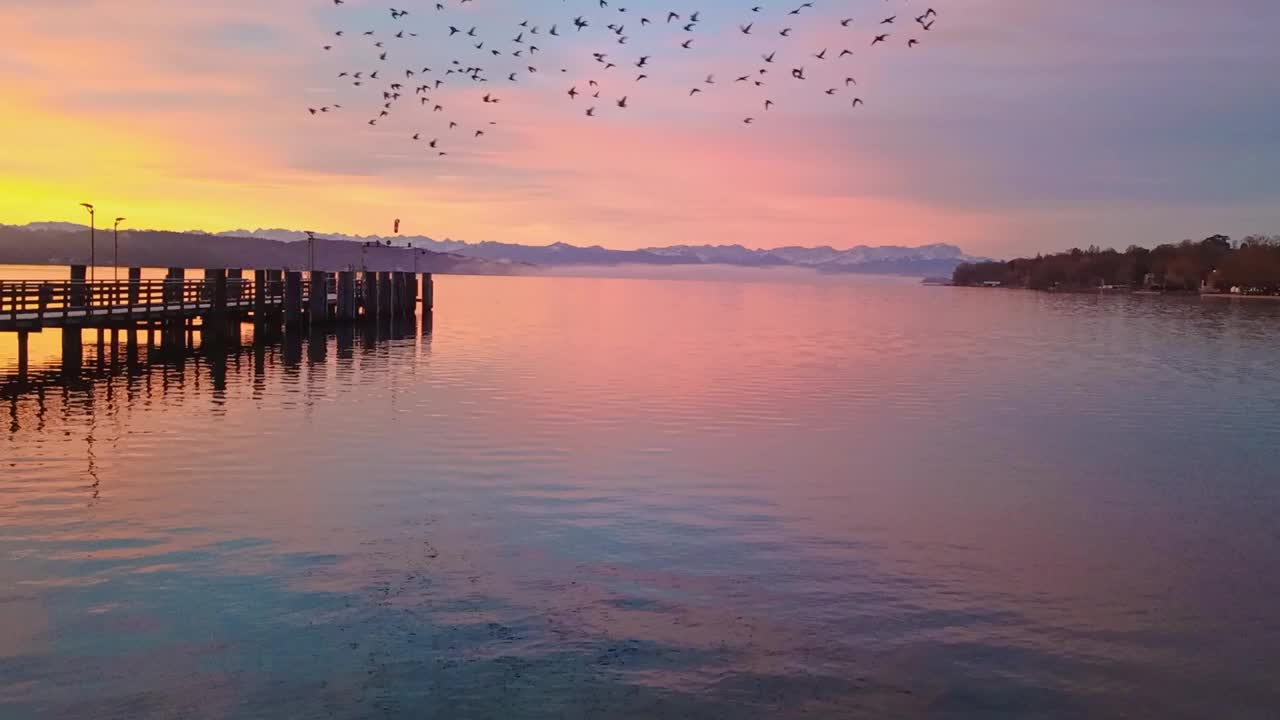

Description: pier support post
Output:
[377,272,392,319]
[210,269,227,313]
[69,265,88,308]
[361,271,378,319]
[337,271,356,321]
[420,272,434,311]
[61,328,82,376]
[268,270,284,315]
[284,271,303,327]
[401,273,414,317]
[309,271,329,325]
[16,331,29,380]
[228,269,243,305]
[207,269,228,344]
[164,267,184,304]
[253,270,266,317]
[390,272,403,319]
[128,267,142,306]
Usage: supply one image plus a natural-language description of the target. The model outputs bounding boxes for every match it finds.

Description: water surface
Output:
[2,270,1279,718]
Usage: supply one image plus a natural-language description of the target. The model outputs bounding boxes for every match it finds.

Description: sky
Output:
[1,0,1277,257]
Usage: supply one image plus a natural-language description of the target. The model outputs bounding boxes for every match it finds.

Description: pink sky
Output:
[1,0,1276,256]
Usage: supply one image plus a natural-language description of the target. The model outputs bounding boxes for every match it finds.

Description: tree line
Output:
[952,235,1280,294]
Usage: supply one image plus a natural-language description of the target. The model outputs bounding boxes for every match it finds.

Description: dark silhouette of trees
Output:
[953,235,1280,294]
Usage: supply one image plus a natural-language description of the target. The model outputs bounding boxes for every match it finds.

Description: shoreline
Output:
[947,286,1280,300]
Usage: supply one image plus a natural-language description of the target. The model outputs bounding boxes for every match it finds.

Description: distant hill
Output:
[637,243,983,275]
[218,228,984,276]
[0,224,522,275]
[6,223,986,277]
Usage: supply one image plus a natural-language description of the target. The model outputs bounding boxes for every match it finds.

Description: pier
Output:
[1,265,435,381]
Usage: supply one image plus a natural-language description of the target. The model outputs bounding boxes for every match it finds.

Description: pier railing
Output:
[0,278,263,327]
[1,268,433,335]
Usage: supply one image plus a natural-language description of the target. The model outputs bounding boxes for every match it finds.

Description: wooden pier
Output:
[1,265,435,380]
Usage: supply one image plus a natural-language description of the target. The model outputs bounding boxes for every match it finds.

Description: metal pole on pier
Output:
[80,203,95,285]
[113,217,126,282]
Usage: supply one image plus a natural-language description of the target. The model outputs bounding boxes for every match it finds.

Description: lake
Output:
[2,268,1279,718]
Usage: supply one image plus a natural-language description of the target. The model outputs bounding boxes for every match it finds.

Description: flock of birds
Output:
[307,0,942,158]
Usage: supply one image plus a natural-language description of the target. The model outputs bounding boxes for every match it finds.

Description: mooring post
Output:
[309,271,329,325]
[421,272,434,311]
[128,267,142,306]
[337,271,356,321]
[284,271,303,327]
[69,264,88,308]
[361,270,378,319]
[377,272,393,319]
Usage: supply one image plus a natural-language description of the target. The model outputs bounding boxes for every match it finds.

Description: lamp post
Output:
[304,230,317,274]
[113,217,126,281]
[80,203,96,282]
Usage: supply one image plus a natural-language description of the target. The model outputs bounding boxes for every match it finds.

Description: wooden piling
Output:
[421,272,434,310]
[164,267,184,305]
[211,269,228,313]
[377,272,393,319]
[61,328,82,375]
[16,331,29,379]
[309,271,329,325]
[337,271,356,321]
[128,267,142,306]
[284,271,303,327]
[228,269,243,304]
[361,270,378,319]
[70,265,88,308]
[390,272,404,318]
[254,269,267,316]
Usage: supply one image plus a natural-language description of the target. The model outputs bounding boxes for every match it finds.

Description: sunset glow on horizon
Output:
[3,0,1277,256]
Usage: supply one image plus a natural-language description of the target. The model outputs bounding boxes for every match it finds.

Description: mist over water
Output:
[3,270,1280,718]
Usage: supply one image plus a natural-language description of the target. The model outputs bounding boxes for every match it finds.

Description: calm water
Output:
[2,269,1279,719]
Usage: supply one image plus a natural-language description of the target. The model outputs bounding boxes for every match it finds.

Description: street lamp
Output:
[113,217,126,281]
[304,230,317,273]
[79,203,95,282]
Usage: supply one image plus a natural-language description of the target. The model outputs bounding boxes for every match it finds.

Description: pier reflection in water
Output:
[1,312,431,403]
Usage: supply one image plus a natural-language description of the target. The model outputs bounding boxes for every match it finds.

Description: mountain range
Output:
[215,228,985,276]
[4,223,985,277]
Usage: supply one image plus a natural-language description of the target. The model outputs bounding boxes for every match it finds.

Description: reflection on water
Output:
[2,272,1280,719]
